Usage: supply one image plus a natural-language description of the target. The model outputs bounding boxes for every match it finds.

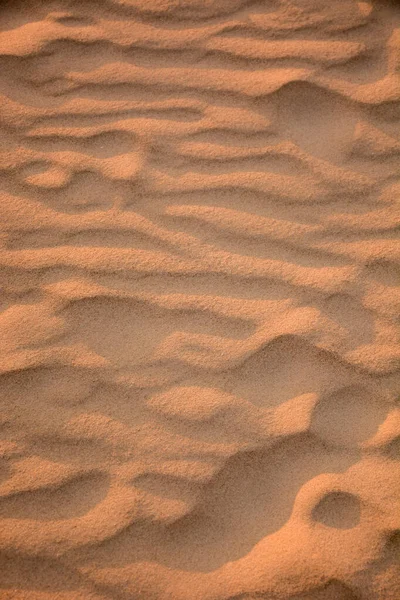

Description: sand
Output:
[0,0,399,598]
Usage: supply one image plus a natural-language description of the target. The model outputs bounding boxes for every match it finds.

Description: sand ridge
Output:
[0,0,399,598]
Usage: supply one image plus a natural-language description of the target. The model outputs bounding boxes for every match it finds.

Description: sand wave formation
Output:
[0,0,399,598]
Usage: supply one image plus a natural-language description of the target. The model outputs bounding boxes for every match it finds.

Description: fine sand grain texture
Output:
[0,0,400,598]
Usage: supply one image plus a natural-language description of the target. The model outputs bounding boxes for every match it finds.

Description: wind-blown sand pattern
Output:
[0,0,400,598]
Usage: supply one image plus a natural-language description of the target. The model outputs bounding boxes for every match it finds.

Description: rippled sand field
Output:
[0,0,399,599]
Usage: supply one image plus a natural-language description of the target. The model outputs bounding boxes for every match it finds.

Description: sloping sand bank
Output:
[0,0,399,598]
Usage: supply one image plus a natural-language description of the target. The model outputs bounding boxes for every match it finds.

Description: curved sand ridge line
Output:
[0,0,400,599]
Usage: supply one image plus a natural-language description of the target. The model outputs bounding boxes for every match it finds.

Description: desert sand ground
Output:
[0,0,399,598]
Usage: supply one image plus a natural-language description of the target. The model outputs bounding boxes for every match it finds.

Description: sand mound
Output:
[0,0,399,598]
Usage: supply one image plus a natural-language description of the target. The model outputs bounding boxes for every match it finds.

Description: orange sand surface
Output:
[0,0,399,598]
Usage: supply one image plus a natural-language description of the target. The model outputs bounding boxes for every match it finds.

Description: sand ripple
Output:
[0,0,399,598]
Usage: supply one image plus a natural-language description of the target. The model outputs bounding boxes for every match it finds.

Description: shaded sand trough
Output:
[0,0,400,598]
